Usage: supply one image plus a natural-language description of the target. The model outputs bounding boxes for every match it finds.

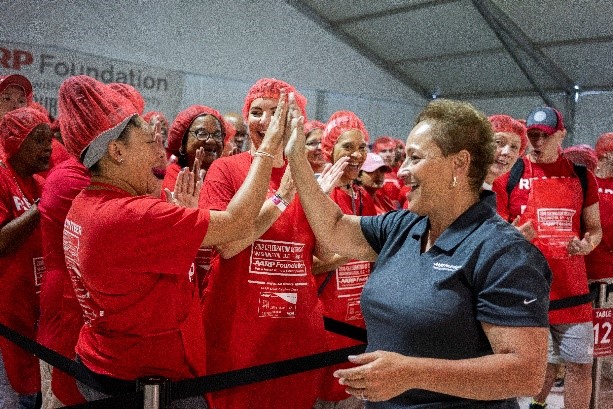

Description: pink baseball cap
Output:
[361,152,391,173]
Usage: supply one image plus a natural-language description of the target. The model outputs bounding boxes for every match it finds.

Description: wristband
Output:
[271,193,289,212]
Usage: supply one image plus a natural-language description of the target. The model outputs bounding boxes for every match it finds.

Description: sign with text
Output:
[593,308,613,357]
[1,41,185,120]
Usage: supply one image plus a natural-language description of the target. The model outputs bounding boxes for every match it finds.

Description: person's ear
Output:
[107,139,126,164]
[453,150,471,176]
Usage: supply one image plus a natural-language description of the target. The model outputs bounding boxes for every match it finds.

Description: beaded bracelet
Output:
[254,150,275,159]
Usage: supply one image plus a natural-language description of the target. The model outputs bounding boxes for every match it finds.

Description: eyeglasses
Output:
[189,129,224,141]
[305,140,322,149]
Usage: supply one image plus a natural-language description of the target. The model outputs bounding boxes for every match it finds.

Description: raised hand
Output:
[165,162,203,208]
[258,90,289,157]
[318,157,349,195]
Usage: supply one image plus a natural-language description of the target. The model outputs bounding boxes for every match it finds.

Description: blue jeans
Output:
[0,350,38,409]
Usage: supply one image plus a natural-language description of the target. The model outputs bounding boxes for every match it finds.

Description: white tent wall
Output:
[3,0,612,147]
[1,0,423,139]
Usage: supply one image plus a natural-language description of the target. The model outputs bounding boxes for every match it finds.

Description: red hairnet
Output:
[167,105,234,155]
[0,74,33,105]
[304,120,325,136]
[58,75,138,167]
[596,132,613,158]
[0,106,49,161]
[488,114,529,155]
[371,136,396,153]
[143,111,167,124]
[109,83,145,115]
[242,78,307,122]
[321,111,369,162]
[564,144,598,171]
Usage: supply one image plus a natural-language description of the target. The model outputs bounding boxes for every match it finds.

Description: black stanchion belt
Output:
[0,317,367,408]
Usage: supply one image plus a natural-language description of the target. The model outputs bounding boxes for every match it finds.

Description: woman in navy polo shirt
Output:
[286,99,552,408]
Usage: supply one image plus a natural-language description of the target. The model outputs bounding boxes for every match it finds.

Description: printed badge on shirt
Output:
[249,239,307,277]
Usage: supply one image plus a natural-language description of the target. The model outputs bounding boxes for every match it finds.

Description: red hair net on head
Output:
[304,120,325,136]
[488,114,529,155]
[143,111,167,124]
[167,105,234,155]
[596,132,613,158]
[59,75,138,167]
[242,78,307,122]
[109,83,145,115]
[321,111,369,162]
[0,74,33,105]
[0,106,49,161]
[564,144,598,171]
[371,136,396,153]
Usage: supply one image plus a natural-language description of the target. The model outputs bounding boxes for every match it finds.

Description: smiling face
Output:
[117,116,167,197]
[184,114,223,170]
[332,129,368,184]
[488,131,522,180]
[305,128,326,172]
[403,121,456,217]
[247,97,277,150]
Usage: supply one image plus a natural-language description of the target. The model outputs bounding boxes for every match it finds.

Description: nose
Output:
[500,145,511,155]
[397,158,410,179]
[260,112,272,128]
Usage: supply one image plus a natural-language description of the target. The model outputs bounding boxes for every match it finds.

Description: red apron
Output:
[520,173,591,324]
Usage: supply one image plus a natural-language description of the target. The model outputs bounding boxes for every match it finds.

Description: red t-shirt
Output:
[316,185,375,401]
[38,157,89,404]
[0,162,44,394]
[586,177,613,280]
[64,184,210,380]
[381,170,403,208]
[492,157,599,324]
[200,152,326,409]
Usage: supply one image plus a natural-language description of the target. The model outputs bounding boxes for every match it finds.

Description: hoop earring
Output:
[451,176,457,188]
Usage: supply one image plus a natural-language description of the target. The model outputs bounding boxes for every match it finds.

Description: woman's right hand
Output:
[318,157,349,195]
[258,90,289,156]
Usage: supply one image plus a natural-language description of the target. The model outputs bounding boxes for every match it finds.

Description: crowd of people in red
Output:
[0,72,611,409]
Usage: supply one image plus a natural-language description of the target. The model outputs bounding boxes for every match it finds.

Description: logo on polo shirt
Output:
[433,262,462,272]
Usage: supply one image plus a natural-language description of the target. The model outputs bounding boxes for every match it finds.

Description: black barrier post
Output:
[137,377,171,409]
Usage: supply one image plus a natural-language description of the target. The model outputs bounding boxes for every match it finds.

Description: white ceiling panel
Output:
[339,1,501,61]
[299,0,437,22]
[398,50,557,96]
[494,0,613,42]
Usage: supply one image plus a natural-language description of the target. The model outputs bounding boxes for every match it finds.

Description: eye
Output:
[249,110,262,117]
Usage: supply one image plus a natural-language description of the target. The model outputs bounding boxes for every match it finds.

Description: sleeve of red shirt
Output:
[200,158,239,211]
[492,173,511,222]
[583,169,600,208]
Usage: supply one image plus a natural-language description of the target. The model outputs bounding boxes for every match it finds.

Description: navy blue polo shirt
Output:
[359,191,552,408]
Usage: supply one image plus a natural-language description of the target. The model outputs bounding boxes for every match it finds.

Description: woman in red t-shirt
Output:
[200,78,329,409]
[0,107,52,408]
[57,75,291,408]
[314,111,376,409]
